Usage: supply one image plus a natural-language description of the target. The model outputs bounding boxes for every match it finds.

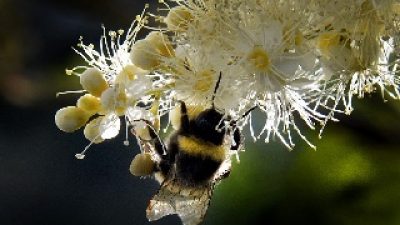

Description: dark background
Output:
[1,1,400,225]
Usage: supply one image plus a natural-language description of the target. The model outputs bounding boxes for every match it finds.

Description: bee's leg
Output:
[131,119,166,156]
[229,106,257,151]
[148,127,167,157]
[241,106,257,119]
[213,160,232,183]
[131,120,172,178]
[214,170,231,182]
[230,128,241,151]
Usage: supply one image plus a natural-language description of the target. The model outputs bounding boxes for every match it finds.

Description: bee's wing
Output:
[146,180,212,225]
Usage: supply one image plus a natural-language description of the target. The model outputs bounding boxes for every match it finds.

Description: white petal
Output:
[261,20,283,49]
[127,107,153,122]
[289,78,319,91]
[100,113,121,139]
[274,52,316,79]
[127,76,152,99]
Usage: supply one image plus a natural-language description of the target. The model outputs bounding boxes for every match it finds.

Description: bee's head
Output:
[191,108,225,145]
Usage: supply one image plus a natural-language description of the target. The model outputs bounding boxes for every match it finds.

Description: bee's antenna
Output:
[211,72,222,108]
[241,106,257,119]
[230,105,257,126]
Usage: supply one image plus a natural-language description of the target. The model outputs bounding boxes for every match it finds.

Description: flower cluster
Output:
[55,0,400,156]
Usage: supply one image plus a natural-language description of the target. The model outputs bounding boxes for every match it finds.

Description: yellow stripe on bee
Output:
[178,136,226,162]
[170,104,206,130]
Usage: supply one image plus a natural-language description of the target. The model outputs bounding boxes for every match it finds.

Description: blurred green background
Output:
[1,1,400,225]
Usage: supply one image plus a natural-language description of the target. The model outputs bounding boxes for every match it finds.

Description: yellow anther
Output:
[247,46,271,72]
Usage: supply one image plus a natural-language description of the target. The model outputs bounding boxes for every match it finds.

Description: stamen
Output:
[124,116,130,146]
[56,90,87,97]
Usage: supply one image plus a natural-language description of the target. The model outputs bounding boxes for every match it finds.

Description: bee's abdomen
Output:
[175,152,222,186]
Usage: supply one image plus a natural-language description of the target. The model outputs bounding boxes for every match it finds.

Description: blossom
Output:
[315,0,400,114]
[54,1,400,224]
[156,46,249,113]
[205,6,327,148]
[56,0,400,154]
[147,0,400,148]
[55,7,163,159]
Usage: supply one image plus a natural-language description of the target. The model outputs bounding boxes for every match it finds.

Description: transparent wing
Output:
[146,180,212,225]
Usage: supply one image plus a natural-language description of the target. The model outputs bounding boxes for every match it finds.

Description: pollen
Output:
[317,33,342,56]
[294,32,304,46]
[247,46,271,72]
[193,70,214,93]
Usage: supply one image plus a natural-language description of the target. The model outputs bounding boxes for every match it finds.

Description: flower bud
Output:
[130,32,174,70]
[80,68,109,97]
[130,40,161,70]
[134,121,153,141]
[115,64,148,84]
[100,87,127,116]
[146,32,175,57]
[76,94,102,115]
[129,153,155,177]
[116,65,136,82]
[164,6,193,32]
[55,106,90,133]
[83,116,105,144]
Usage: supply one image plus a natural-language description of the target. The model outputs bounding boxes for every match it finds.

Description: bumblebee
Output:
[130,73,253,225]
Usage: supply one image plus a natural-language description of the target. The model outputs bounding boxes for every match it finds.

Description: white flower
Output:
[317,33,399,114]
[57,0,400,156]
[56,7,166,159]
[159,46,250,113]
[130,31,175,70]
[127,107,155,124]
[99,113,121,140]
[222,15,325,148]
